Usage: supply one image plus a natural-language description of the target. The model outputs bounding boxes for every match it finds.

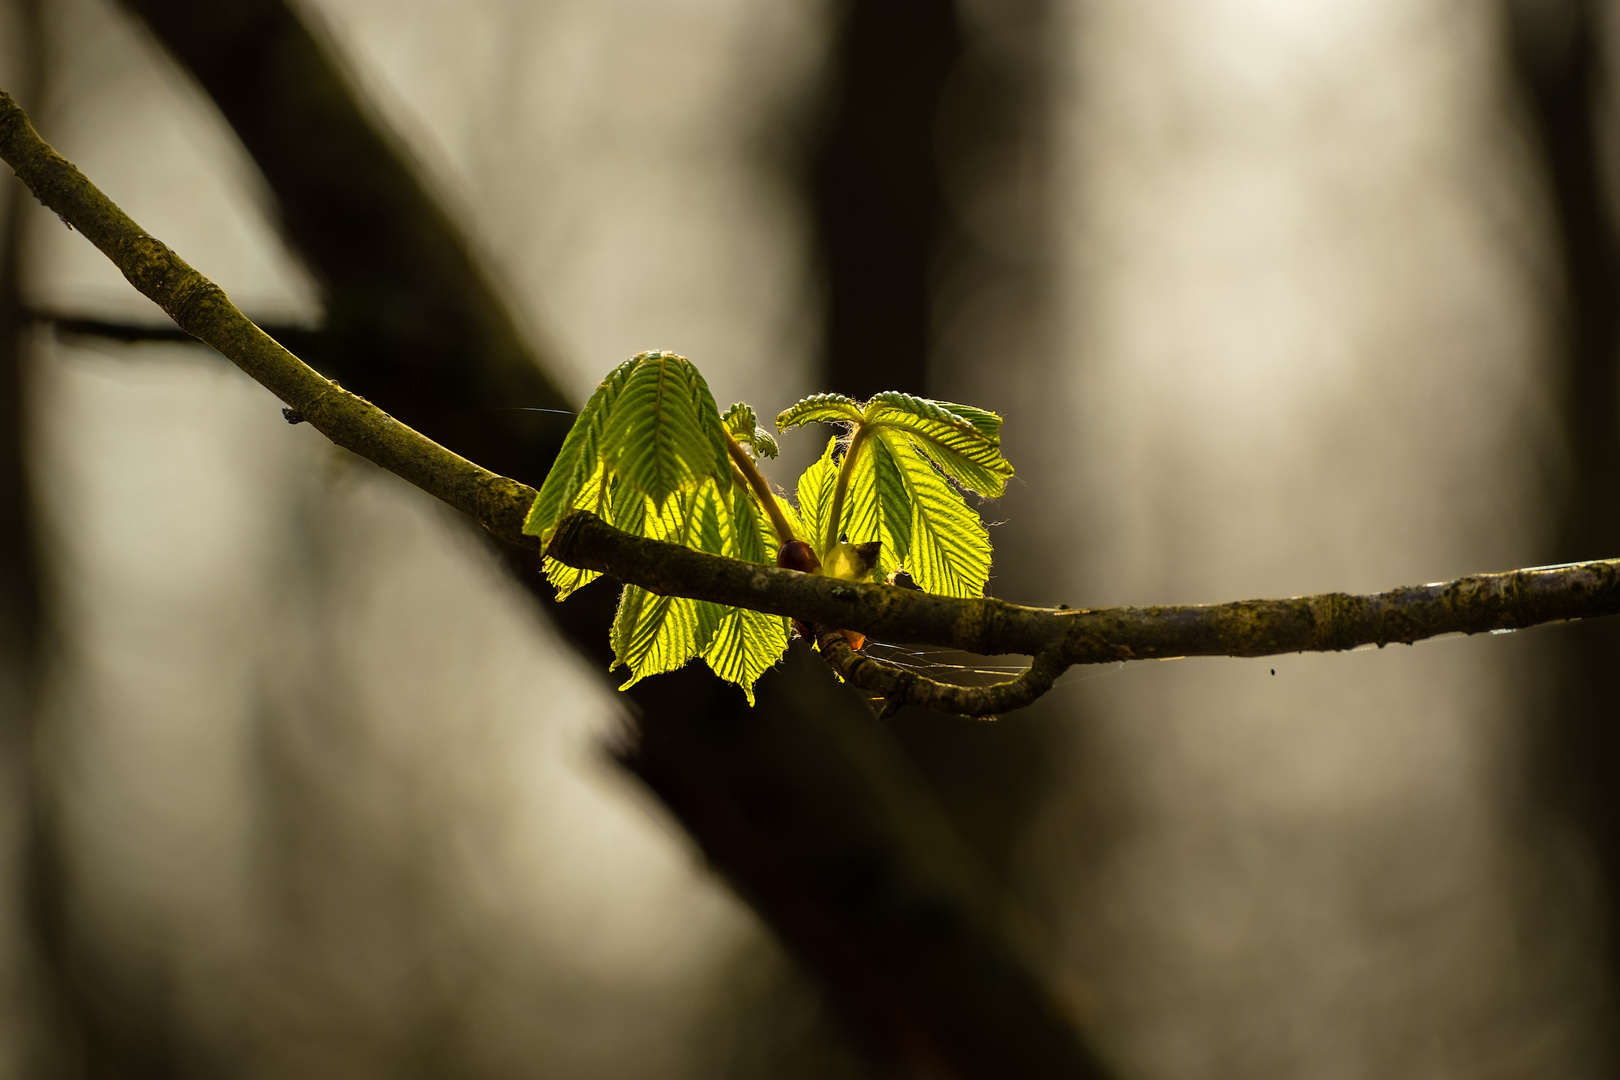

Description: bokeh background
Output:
[0,0,1617,1077]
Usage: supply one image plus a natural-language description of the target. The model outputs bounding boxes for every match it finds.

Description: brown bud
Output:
[777,539,822,574]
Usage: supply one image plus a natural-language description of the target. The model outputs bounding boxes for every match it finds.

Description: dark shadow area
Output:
[1509,0,1620,1051]
[811,0,959,400]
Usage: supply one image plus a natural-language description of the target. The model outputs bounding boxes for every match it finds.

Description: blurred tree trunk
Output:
[1,5,185,1071]
[1508,0,1620,1048]
[812,0,958,400]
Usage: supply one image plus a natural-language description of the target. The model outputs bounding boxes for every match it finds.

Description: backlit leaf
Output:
[702,607,789,705]
[601,351,728,507]
[609,483,726,687]
[864,392,1013,497]
[542,463,608,598]
[700,483,791,703]
[522,355,636,546]
[887,437,992,598]
[844,433,910,580]
[722,401,780,459]
[793,436,841,561]
[776,393,863,431]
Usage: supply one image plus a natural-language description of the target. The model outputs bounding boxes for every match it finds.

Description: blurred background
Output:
[0,0,1616,1076]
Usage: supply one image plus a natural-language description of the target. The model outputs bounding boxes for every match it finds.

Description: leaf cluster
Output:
[524,351,1014,702]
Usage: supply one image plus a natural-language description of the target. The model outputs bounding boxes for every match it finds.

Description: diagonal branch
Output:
[7,84,1620,720]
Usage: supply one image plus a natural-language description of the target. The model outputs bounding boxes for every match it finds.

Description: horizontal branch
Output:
[6,86,1620,716]
[549,508,1620,662]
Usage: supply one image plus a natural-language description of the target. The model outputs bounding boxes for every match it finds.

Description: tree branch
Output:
[0,88,537,548]
[8,83,1620,720]
[548,511,1620,712]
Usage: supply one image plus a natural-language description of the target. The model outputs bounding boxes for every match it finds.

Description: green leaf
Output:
[845,433,911,579]
[702,607,789,705]
[542,463,608,599]
[864,392,1013,497]
[792,435,841,560]
[611,589,722,689]
[686,360,736,491]
[522,355,637,546]
[702,483,790,702]
[887,437,992,598]
[600,351,729,508]
[608,483,727,687]
[776,393,863,431]
[721,402,780,459]
[727,483,770,564]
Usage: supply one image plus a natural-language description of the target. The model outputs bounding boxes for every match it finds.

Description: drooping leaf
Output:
[721,401,780,459]
[609,483,727,687]
[700,483,791,703]
[843,433,910,579]
[864,392,1013,497]
[686,361,736,490]
[600,351,729,508]
[776,393,863,431]
[702,607,790,705]
[793,436,841,560]
[728,483,770,564]
[542,463,608,599]
[886,436,992,598]
[522,355,636,546]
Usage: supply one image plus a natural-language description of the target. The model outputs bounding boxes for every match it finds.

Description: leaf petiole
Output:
[823,421,871,555]
[724,429,796,547]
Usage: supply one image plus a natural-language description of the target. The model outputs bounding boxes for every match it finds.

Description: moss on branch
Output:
[549,510,1620,660]
[6,85,1620,717]
[0,88,539,547]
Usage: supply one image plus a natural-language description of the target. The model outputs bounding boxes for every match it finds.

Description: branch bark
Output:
[9,83,1620,717]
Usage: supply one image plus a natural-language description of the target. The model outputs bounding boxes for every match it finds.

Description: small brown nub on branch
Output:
[776,539,822,574]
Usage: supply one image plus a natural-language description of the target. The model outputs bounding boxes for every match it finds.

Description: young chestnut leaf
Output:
[523,355,637,548]
[528,353,793,703]
[527,354,1013,701]
[721,401,780,459]
[600,351,730,508]
[780,392,1011,599]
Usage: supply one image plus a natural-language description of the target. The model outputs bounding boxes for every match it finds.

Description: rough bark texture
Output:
[553,510,1620,665]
